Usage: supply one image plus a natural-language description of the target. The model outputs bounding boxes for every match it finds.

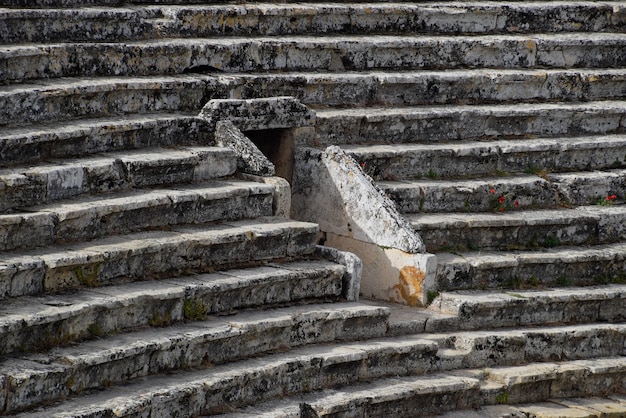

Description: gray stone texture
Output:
[4,1,626,416]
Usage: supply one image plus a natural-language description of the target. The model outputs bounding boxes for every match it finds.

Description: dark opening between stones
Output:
[245,128,296,184]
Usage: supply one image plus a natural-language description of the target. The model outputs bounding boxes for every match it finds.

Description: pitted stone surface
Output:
[214,120,275,176]
[199,96,315,132]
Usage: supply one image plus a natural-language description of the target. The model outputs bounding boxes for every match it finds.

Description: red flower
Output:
[489,188,495,194]
[514,200,520,207]
[360,162,366,168]
[499,207,505,212]
[498,196,505,204]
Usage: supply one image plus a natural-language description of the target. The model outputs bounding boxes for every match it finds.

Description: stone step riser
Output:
[0,147,236,212]
[11,337,441,417]
[0,115,205,167]
[430,325,626,371]
[350,137,626,182]
[436,247,626,291]
[0,260,346,356]
[221,359,626,418]
[428,286,626,332]
[0,219,319,300]
[0,78,219,127]
[4,35,626,83]
[382,169,626,214]
[316,103,626,146]
[3,3,624,44]
[0,183,275,251]
[382,176,562,214]
[5,70,626,128]
[412,206,626,252]
[2,303,386,414]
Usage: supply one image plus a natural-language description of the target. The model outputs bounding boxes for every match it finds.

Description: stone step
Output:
[208,357,626,418]
[1,301,386,414]
[369,284,626,334]
[0,76,216,127]
[379,169,626,214]
[3,2,625,43]
[0,113,206,167]
[0,146,236,212]
[0,258,345,356]
[378,175,560,214]
[437,397,626,418]
[436,244,626,291]
[423,322,626,370]
[408,205,626,252]
[12,334,443,417]
[0,180,275,251]
[4,69,626,127]
[315,101,626,145]
[3,33,626,82]
[344,134,626,182]
[0,217,319,299]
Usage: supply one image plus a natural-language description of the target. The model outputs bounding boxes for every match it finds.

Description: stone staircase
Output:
[1,1,626,417]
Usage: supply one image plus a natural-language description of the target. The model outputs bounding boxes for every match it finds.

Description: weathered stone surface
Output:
[3,34,626,82]
[380,175,561,214]
[0,302,389,414]
[5,3,625,43]
[215,120,275,176]
[429,285,626,329]
[344,134,626,181]
[0,113,205,167]
[408,206,626,252]
[199,96,315,132]
[0,218,318,299]
[0,181,274,250]
[0,147,236,211]
[315,101,626,145]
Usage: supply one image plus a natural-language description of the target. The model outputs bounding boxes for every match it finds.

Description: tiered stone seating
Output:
[1,1,625,417]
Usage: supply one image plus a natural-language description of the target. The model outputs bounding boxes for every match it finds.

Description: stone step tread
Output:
[4,68,626,96]
[408,205,626,230]
[435,242,626,290]
[379,169,626,213]
[437,242,626,268]
[0,112,203,166]
[317,100,626,120]
[315,100,626,144]
[0,179,276,251]
[428,284,626,329]
[343,134,626,158]
[3,1,624,43]
[409,205,626,251]
[0,258,345,355]
[362,284,626,333]
[437,396,626,417]
[0,145,237,212]
[346,134,626,180]
[3,69,626,127]
[6,32,626,50]
[182,357,626,418]
[0,302,390,413]
[4,32,626,82]
[0,217,319,299]
[10,333,443,417]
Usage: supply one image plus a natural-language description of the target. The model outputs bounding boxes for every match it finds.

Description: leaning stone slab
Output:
[214,120,275,176]
[292,145,438,306]
[198,96,315,132]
